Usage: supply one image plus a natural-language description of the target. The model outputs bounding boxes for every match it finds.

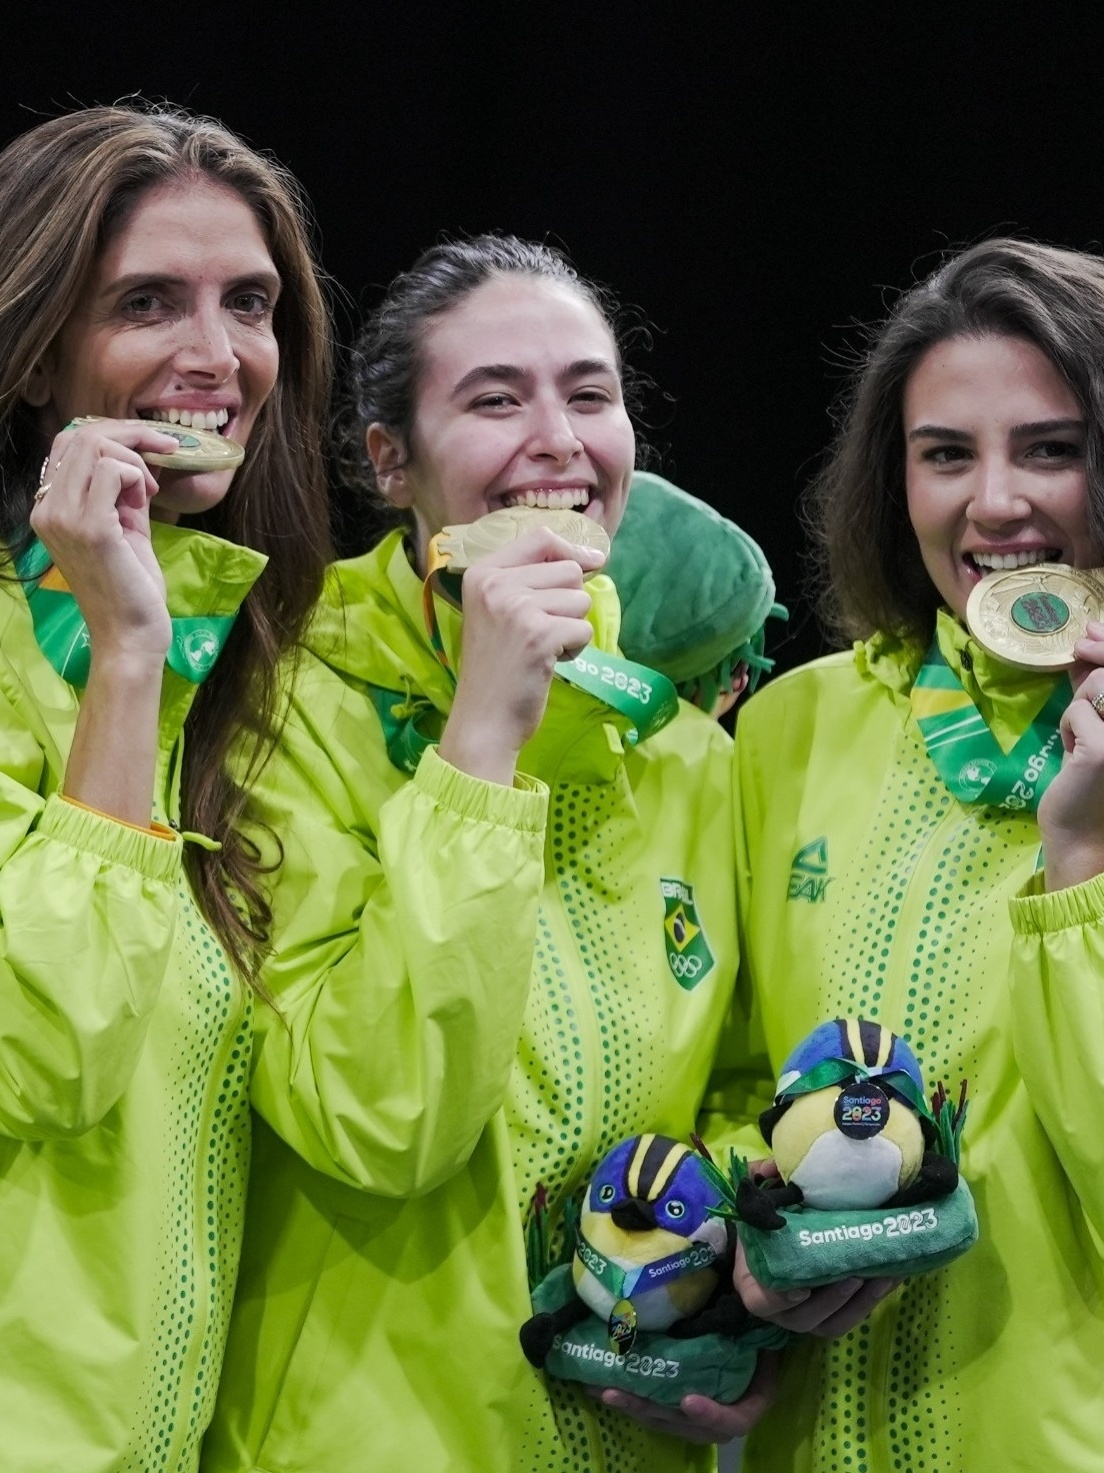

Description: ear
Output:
[22,360,53,410]
[366,423,412,508]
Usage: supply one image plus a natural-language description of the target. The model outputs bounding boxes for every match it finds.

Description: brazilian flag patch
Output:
[660,877,715,990]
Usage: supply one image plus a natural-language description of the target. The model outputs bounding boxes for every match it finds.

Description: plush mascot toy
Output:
[734,1018,978,1291]
[521,1134,789,1406]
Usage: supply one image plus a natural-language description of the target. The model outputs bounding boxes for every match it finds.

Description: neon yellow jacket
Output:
[0,524,262,1473]
[703,611,1104,1473]
[202,530,739,1473]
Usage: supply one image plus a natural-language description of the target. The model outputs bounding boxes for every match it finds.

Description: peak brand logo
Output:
[659,878,715,990]
[787,838,833,904]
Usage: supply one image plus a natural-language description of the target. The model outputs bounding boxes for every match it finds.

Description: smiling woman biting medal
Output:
[199,236,791,1473]
[0,104,332,1470]
[707,240,1104,1473]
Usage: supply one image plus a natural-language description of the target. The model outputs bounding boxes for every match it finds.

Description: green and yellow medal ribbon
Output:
[910,640,1067,813]
[778,1057,935,1124]
[14,537,236,688]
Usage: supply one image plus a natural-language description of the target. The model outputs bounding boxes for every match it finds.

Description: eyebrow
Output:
[98,269,283,300]
[907,417,1085,443]
[450,357,619,398]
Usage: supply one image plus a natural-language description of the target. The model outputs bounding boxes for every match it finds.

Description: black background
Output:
[6,2,1104,671]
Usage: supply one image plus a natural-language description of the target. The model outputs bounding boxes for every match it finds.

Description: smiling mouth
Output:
[967,548,1062,573]
[503,487,590,511]
[141,407,231,434]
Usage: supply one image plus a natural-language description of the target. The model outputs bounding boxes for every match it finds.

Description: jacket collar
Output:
[857,607,1067,748]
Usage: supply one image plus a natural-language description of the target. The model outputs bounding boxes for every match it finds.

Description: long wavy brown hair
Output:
[0,103,334,985]
[806,238,1104,647]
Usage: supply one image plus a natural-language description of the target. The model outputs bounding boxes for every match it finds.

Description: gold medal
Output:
[608,1297,638,1356]
[965,563,1104,670]
[69,416,245,472]
[429,505,610,575]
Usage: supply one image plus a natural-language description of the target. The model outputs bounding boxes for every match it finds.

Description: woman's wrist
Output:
[437,714,521,786]
[1039,822,1104,891]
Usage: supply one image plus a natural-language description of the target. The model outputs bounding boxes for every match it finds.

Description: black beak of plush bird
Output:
[611,1199,656,1232]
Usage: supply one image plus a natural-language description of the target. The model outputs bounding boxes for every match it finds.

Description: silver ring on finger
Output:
[34,455,53,503]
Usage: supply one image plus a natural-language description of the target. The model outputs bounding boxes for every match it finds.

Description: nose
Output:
[173,302,239,384]
[528,400,583,464]
[967,457,1031,527]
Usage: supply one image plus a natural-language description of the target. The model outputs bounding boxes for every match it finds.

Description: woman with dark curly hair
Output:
[0,103,332,1469]
[709,238,1104,1472]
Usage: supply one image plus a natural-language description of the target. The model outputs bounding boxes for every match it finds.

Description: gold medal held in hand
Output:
[965,563,1104,670]
[69,416,246,472]
[429,505,610,575]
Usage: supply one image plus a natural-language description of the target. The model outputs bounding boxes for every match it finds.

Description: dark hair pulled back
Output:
[333,234,649,522]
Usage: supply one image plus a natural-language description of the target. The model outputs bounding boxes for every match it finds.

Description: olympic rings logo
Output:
[667,952,704,980]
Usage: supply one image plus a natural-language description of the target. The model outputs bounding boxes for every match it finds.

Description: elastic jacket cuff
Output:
[40,792,183,883]
[1010,868,1104,934]
[416,744,548,831]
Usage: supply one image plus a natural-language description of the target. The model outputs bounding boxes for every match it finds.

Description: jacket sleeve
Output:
[0,689,182,1140]
[247,669,548,1199]
[1009,872,1104,1239]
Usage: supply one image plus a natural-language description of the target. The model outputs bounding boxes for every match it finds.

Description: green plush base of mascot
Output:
[530,1261,788,1406]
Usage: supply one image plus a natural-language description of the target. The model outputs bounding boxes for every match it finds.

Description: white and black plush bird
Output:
[737,1018,958,1230]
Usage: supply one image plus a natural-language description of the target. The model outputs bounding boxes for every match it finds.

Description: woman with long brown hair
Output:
[0,103,331,1469]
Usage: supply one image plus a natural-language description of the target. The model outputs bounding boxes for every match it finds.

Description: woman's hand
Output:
[1038,620,1104,890]
[732,1236,900,1336]
[585,1347,780,1445]
[31,418,184,826]
[437,527,606,784]
[30,418,182,662]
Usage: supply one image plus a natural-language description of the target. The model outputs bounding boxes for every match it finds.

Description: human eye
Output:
[121,289,168,318]
[570,386,614,410]
[1027,437,1084,463]
[920,443,970,467]
[471,391,519,411]
[229,288,274,318]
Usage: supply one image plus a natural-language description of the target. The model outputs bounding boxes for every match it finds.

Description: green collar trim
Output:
[14,537,237,688]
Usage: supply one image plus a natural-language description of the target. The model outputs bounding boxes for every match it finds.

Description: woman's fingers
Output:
[438,530,607,782]
[27,419,180,661]
[585,1349,781,1445]
[465,524,607,575]
[1038,623,1104,886]
[38,418,179,513]
[732,1237,899,1335]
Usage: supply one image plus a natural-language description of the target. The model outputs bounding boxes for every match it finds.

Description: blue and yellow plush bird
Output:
[520,1134,750,1368]
[737,1018,959,1230]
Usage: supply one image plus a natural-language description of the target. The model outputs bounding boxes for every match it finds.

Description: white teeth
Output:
[972,549,1058,571]
[143,407,229,431]
[504,488,590,511]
